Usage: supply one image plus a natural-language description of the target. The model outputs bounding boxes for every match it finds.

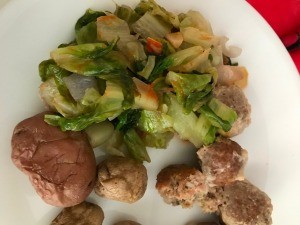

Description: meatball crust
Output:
[219,180,272,225]
[197,137,248,187]
[213,85,251,137]
[51,201,104,225]
[197,186,224,213]
[11,112,96,207]
[95,156,147,203]
[156,164,207,208]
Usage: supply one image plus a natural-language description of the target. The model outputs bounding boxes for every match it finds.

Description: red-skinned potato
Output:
[11,112,96,207]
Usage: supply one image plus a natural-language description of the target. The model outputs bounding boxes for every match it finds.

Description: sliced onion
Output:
[63,74,98,101]
[220,36,242,58]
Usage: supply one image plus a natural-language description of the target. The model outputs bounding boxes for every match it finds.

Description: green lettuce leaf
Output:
[138,110,173,133]
[114,4,140,25]
[115,109,142,132]
[148,46,206,82]
[51,42,135,109]
[124,128,151,162]
[208,98,237,125]
[166,71,212,112]
[39,78,84,117]
[134,0,179,27]
[185,85,212,113]
[166,71,211,98]
[44,83,124,131]
[199,104,232,132]
[131,12,172,39]
[76,22,98,44]
[75,9,105,32]
[38,59,75,108]
[141,131,174,148]
[166,94,204,147]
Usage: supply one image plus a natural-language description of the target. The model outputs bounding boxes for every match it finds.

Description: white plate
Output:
[1,0,300,224]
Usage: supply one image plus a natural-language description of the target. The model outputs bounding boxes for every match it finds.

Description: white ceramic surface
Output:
[1,0,300,224]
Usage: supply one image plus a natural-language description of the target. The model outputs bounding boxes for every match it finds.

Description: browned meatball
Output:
[113,220,141,225]
[156,164,207,208]
[197,137,248,187]
[11,112,96,207]
[219,180,272,225]
[95,156,147,203]
[51,201,104,225]
[213,85,251,137]
[197,186,223,213]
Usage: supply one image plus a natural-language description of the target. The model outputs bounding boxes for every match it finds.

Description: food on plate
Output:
[156,164,207,208]
[95,156,147,203]
[219,180,273,225]
[198,180,273,224]
[50,201,104,225]
[216,65,248,89]
[37,0,249,163]
[186,222,219,225]
[197,186,223,213]
[10,0,273,224]
[213,85,251,137]
[11,112,96,207]
[113,220,142,225]
[197,137,248,187]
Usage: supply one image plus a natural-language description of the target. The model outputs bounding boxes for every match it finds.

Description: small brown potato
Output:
[11,112,96,207]
[219,180,273,225]
[213,85,251,137]
[186,222,219,225]
[197,137,247,187]
[95,156,147,203]
[156,164,207,208]
[197,223,219,225]
[51,201,104,225]
[113,220,141,225]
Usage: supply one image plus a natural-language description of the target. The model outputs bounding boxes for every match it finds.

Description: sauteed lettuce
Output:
[39,0,245,162]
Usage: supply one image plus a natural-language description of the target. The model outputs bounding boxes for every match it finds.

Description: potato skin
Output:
[51,201,104,225]
[11,112,96,207]
[95,156,147,203]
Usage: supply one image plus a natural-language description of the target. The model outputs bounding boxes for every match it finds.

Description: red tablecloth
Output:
[247,0,300,73]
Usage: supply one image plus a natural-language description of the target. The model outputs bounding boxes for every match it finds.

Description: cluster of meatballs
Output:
[156,137,272,225]
[10,83,272,224]
[155,85,273,225]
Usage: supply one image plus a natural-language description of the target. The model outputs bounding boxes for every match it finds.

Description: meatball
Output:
[213,85,251,137]
[197,137,247,187]
[11,112,96,207]
[51,201,104,225]
[95,156,147,203]
[219,180,272,225]
[197,186,223,213]
[113,220,141,225]
[156,164,207,208]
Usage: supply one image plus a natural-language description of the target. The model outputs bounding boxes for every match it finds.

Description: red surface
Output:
[247,0,300,72]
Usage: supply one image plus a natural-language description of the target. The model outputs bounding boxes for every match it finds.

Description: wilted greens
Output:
[38,0,245,163]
